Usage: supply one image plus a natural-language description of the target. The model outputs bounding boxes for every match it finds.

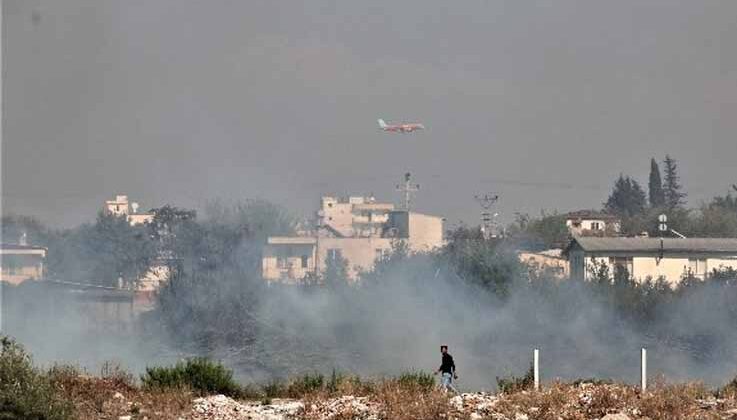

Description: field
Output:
[40,369,737,419]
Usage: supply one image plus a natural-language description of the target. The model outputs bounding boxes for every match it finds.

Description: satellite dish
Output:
[131,202,140,213]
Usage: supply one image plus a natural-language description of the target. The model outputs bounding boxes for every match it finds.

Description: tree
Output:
[604,175,647,217]
[663,155,686,209]
[648,158,665,208]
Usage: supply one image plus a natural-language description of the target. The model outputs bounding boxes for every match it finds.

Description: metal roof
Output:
[0,243,47,251]
[267,236,317,245]
[568,237,737,254]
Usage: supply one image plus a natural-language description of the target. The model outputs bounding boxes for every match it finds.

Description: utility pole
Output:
[396,172,420,211]
[475,193,499,240]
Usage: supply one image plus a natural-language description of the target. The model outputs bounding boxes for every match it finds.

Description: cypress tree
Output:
[648,158,665,208]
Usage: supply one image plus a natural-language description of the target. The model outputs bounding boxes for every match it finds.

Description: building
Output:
[263,196,444,282]
[518,249,569,279]
[564,236,737,285]
[565,210,621,236]
[0,243,47,285]
[103,194,154,226]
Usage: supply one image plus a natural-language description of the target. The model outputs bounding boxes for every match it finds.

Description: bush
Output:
[261,379,286,398]
[141,358,241,397]
[718,375,737,398]
[0,336,74,420]
[286,373,325,397]
[395,370,435,392]
[496,363,535,394]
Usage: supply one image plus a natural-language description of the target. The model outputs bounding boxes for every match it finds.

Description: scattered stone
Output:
[601,413,631,420]
[191,395,303,420]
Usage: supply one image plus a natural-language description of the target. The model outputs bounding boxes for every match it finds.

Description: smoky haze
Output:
[3,0,737,227]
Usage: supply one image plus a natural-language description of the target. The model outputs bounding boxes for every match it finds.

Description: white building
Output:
[0,243,47,285]
[263,196,444,283]
[565,210,621,236]
[565,237,737,286]
[103,194,154,226]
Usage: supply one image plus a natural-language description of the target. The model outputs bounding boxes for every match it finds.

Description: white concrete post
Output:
[533,348,540,391]
[641,348,647,392]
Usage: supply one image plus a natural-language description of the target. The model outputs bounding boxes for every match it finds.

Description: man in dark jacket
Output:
[435,345,458,393]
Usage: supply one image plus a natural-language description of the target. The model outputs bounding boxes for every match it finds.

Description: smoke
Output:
[3,210,737,391]
[166,244,737,390]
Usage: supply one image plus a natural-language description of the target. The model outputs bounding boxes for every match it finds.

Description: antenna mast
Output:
[396,172,420,211]
[475,193,499,239]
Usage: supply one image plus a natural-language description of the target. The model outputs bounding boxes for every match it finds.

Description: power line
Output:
[396,172,420,211]
[474,193,499,240]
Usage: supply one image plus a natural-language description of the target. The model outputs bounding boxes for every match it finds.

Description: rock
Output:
[118,417,131,420]
[113,392,125,400]
[601,414,631,420]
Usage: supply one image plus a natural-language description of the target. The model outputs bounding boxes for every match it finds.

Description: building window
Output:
[610,257,633,278]
[591,222,601,230]
[328,249,342,261]
[301,255,309,268]
[688,258,707,278]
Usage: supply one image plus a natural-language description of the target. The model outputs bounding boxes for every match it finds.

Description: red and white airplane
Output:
[378,118,425,133]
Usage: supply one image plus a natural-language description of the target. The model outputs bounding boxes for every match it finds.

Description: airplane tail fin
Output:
[377,119,387,128]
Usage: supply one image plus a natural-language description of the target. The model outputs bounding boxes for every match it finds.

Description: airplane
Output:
[378,118,425,133]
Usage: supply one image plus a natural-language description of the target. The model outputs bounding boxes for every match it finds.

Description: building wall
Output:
[566,219,620,235]
[407,213,444,252]
[571,251,737,286]
[128,213,154,226]
[316,237,394,279]
[0,253,45,285]
[518,252,569,279]
[263,243,317,282]
[104,195,130,216]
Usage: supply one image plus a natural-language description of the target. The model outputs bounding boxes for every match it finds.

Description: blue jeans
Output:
[441,372,458,393]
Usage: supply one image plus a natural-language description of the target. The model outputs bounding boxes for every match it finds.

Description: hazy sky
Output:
[3,0,736,227]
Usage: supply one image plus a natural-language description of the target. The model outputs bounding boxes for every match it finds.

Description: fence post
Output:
[533,348,540,391]
[641,348,647,392]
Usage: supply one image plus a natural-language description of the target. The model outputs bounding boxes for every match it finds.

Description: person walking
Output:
[435,345,459,393]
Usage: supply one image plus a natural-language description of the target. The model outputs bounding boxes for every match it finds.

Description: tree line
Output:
[511,155,737,248]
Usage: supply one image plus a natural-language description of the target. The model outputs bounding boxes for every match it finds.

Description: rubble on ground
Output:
[302,395,380,419]
[185,386,737,419]
[190,395,303,420]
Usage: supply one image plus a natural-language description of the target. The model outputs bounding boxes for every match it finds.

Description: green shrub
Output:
[261,379,285,398]
[141,358,241,397]
[286,373,325,397]
[0,336,74,420]
[395,370,435,392]
[572,377,613,386]
[496,363,535,394]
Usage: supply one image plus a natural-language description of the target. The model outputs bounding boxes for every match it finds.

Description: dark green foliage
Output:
[0,336,74,420]
[439,226,524,298]
[496,363,534,394]
[396,370,435,391]
[0,215,52,248]
[605,174,647,217]
[509,212,570,249]
[649,158,666,208]
[323,252,349,288]
[141,358,241,397]
[663,154,686,209]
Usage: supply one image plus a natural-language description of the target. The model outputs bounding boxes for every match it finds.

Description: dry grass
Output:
[488,379,737,420]
[49,365,192,420]
[36,363,737,420]
[374,381,451,420]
